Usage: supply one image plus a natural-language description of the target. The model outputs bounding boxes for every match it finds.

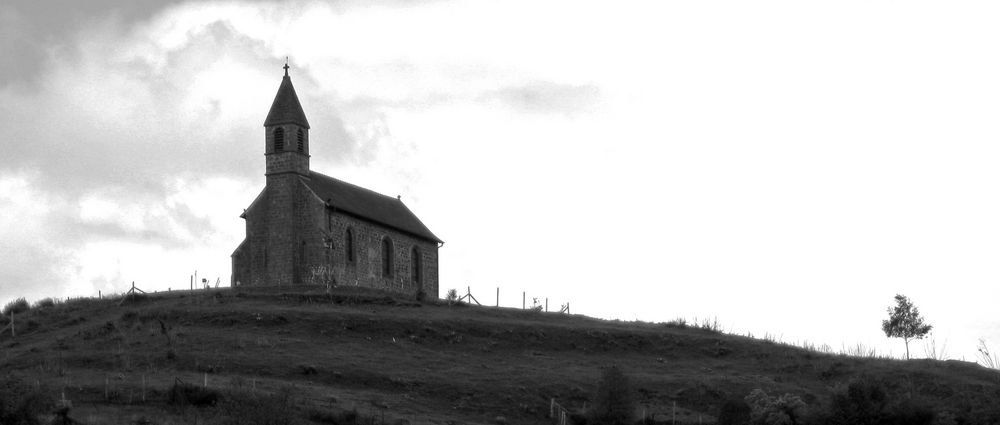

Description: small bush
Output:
[666,317,688,328]
[745,389,807,425]
[2,298,30,317]
[589,365,634,425]
[218,385,295,425]
[169,382,221,407]
[718,398,752,425]
[32,298,55,309]
[966,403,1000,425]
[445,289,459,304]
[308,407,360,424]
[0,374,55,425]
[819,377,934,425]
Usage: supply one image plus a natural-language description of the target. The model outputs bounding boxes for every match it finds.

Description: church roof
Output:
[303,172,443,244]
[263,70,310,129]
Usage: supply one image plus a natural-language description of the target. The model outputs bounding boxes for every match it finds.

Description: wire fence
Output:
[451,286,571,315]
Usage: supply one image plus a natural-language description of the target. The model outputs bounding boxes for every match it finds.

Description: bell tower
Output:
[264,62,310,177]
[262,61,311,285]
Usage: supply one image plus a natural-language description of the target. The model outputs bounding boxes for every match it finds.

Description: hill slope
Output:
[1,286,999,424]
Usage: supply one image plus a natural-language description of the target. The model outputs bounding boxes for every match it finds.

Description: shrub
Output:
[445,289,459,304]
[745,389,807,425]
[168,382,221,407]
[0,374,55,425]
[218,385,295,425]
[718,398,752,425]
[820,377,934,425]
[308,407,360,424]
[666,317,688,328]
[589,366,634,425]
[966,403,1000,425]
[2,298,30,317]
[32,298,55,309]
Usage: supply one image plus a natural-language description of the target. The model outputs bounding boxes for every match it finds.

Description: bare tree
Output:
[882,294,932,360]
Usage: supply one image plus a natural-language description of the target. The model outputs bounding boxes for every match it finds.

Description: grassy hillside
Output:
[1,286,999,424]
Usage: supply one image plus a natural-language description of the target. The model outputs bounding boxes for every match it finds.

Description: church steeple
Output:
[264,61,310,176]
[264,61,310,129]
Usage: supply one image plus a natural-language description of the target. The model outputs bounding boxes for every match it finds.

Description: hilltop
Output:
[1,286,999,424]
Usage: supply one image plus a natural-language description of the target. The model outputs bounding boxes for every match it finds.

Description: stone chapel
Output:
[231,64,442,298]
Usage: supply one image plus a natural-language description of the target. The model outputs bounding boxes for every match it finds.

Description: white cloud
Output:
[2,0,1000,362]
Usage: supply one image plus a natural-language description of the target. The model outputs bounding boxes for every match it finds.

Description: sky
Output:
[1,0,999,363]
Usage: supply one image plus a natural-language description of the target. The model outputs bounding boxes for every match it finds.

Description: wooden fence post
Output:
[522,292,525,310]
[496,287,499,307]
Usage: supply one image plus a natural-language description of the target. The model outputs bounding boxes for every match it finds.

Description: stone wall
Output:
[296,188,439,298]
[232,187,271,287]
[232,177,439,299]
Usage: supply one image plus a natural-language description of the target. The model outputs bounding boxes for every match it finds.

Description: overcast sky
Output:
[2,0,999,363]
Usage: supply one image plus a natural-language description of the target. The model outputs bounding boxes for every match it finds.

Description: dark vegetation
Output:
[2,297,30,317]
[0,373,55,425]
[589,366,634,425]
[0,285,998,424]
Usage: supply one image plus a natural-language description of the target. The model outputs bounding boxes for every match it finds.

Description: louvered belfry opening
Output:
[274,127,285,151]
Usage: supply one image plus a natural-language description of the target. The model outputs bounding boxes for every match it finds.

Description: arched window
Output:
[410,246,421,286]
[297,129,305,153]
[345,228,355,263]
[381,237,394,278]
[274,127,285,151]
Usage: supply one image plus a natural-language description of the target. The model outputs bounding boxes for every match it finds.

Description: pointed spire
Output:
[264,61,310,128]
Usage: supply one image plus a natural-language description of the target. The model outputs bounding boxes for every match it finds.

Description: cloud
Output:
[478,81,602,115]
[1,0,587,301]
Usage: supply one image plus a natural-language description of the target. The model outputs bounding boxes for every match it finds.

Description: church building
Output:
[231,64,442,299]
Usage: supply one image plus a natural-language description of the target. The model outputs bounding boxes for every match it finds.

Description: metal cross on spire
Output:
[283,57,289,76]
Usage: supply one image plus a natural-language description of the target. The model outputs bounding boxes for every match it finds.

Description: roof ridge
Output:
[301,171,442,243]
[308,172,404,204]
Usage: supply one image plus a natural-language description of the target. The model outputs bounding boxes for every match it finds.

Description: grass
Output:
[1,286,999,424]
